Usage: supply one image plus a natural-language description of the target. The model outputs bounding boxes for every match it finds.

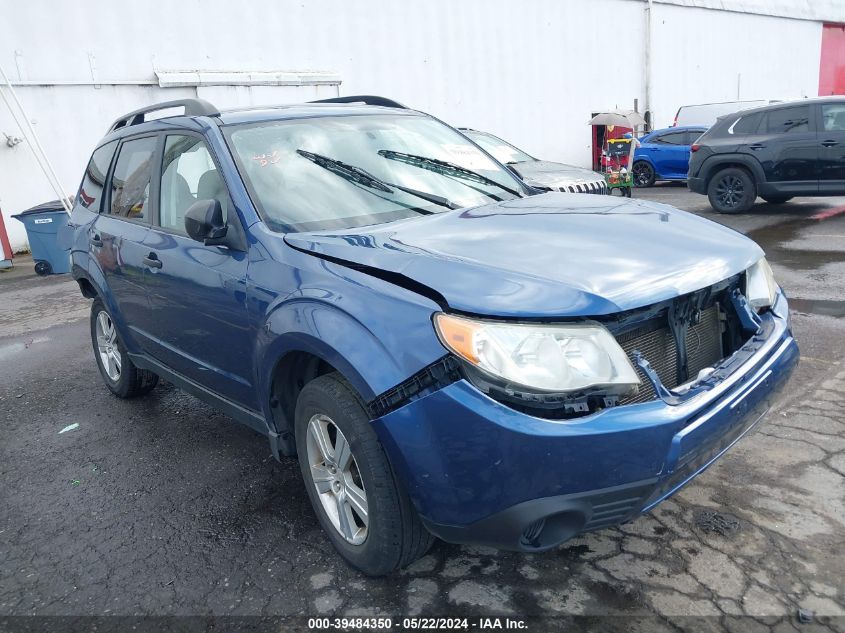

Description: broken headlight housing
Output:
[434,313,640,395]
[745,257,778,310]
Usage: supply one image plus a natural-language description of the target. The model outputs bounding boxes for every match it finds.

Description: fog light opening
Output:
[520,511,585,550]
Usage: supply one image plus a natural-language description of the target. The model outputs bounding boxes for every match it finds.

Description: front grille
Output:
[562,181,607,195]
[616,305,723,405]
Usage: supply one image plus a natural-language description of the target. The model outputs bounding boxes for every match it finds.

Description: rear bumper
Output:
[373,294,798,550]
[687,176,706,194]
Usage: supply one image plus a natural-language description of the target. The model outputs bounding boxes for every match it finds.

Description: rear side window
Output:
[159,135,228,233]
[731,113,762,135]
[821,104,845,131]
[653,131,688,145]
[764,106,810,135]
[109,136,158,220]
[76,141,117,212]
[687,130,706,144]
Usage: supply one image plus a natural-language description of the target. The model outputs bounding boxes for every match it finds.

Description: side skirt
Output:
[128,352,272,440]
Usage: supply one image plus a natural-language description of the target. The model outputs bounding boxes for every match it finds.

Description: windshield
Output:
[462,130,535,164]
[225,113,525,233]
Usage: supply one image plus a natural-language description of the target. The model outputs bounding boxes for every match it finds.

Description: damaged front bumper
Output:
[372,292,799,551]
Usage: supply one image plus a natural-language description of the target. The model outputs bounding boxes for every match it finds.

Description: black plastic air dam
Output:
[420,479,656,551]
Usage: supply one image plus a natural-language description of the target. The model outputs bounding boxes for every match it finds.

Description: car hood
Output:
[284,193,763,318]
[512,160,602,187]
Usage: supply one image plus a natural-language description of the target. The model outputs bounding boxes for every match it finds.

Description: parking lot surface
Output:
[1,187,843,629]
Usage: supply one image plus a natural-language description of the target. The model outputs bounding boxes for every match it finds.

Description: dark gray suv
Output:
[688,97,845,213]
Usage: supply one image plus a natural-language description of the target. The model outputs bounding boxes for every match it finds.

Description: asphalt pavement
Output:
[0,186,843,631]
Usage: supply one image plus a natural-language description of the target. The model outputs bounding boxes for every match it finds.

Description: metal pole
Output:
[0,86,66,208]
[0,63,72,213]
[644,0,654,132]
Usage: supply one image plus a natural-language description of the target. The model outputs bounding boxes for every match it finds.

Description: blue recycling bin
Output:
[12,200,72,275]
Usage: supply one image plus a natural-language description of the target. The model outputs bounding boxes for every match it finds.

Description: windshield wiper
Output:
[296,150,459,210]
[378,150,523,197]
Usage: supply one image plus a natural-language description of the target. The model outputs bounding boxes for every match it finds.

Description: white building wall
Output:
[0,0,830,250]
[648,3,823,127]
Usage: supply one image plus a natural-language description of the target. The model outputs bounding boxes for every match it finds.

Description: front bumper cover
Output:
[372,293,798,550]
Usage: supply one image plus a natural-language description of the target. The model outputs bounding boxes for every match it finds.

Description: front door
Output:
[818,102,845,194]
[140,133,255,408]
[91,135,158,352]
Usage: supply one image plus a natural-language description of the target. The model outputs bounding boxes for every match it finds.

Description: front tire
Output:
[761,195,793,204]
[295,373,433,575]
[632,161,656,188]
[90,298,159,398]
[707,167,756,213]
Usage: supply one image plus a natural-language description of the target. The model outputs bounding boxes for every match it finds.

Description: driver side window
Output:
[159,135,229,233]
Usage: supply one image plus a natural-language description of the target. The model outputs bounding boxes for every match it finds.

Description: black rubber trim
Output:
[367,355,462,419]
[422,478,657,551]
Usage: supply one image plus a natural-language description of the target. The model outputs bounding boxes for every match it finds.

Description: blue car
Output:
[632,126,708,187]
[63,96,797,575]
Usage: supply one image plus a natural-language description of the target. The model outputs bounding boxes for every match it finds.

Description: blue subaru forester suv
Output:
[63,96,798,575]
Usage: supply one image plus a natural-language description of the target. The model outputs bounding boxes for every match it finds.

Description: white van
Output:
[672,99,795,127]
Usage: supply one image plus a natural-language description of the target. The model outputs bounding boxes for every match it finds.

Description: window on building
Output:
[159,135,228,233]
[109,137,157,220]
[77,141,117,212]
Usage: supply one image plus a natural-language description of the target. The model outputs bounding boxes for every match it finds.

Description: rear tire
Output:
[90,298,159,398]
[707,167,756,214]
[632,161,656,188]
[295,372,433,576]
[761,195,793,204]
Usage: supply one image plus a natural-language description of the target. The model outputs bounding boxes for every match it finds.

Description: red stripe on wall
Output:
[819,23,845,96]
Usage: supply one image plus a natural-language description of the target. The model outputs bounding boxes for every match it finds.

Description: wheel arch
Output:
[258,298,413,455]
[699,155,765,188]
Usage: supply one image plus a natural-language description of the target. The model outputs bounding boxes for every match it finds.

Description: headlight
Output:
[434,313,641,394]
[745,258,777,310]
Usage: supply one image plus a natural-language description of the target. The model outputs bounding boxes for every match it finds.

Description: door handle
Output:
[143,253,163,269]
[822,140,840,147]
[90,234,103,247]
[748,144,766,150]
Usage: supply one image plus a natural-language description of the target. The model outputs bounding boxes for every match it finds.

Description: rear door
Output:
[90,135,158,350]
[752,105,818,195]
[817,102,845,194]
[140,133,254,407]
[648,130,691,178]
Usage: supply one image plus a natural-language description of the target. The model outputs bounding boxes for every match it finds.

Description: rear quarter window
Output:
[730,113,763,135]
[76,141,117,212]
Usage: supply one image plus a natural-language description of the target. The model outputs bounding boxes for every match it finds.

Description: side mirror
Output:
[184,199,227,246]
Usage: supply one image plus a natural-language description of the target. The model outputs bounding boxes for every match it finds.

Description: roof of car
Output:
[718,95,845,119]
[216,102,419,125]
[103,95,419,140]
[647,125,708,134]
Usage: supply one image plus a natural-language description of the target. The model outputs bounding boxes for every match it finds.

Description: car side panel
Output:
[247,226,448,430]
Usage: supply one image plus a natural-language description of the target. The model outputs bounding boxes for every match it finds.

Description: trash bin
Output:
[12,200,72,275]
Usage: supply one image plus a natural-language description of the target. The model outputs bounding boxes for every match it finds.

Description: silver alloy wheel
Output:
[305,413,369,545]
[96,311,121,382]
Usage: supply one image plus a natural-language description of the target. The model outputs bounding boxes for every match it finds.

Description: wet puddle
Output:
[745,207,845,318]
[788,298,845,319]
[746,209,845,272]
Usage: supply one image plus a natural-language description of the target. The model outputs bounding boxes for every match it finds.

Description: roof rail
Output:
[310,95,407,109]
[107,98,219,133]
